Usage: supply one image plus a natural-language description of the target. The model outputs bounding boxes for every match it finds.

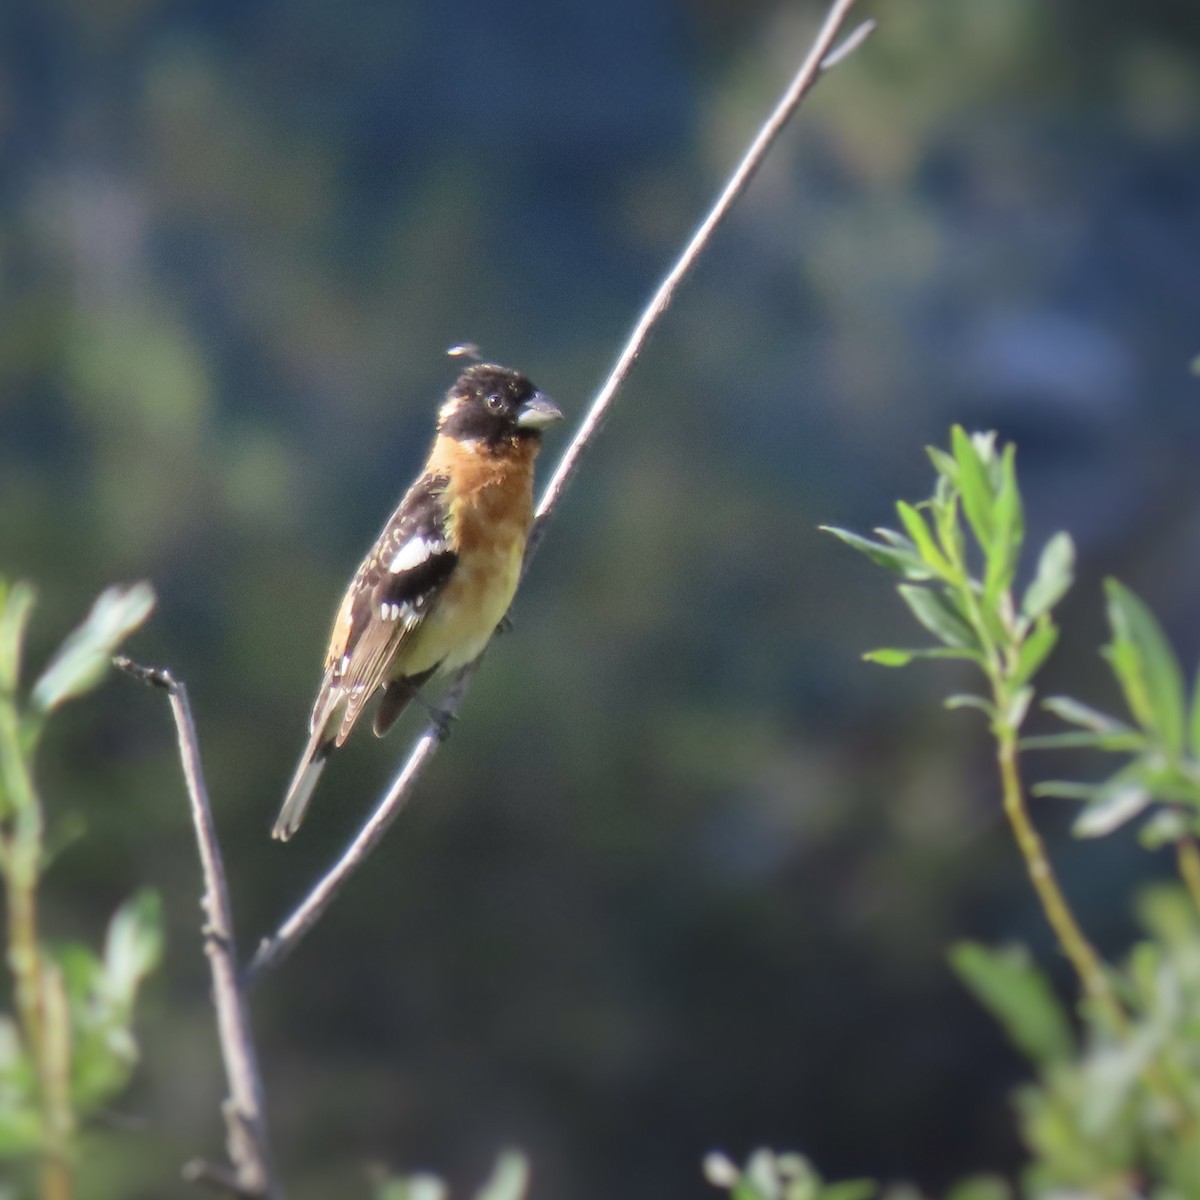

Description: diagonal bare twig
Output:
[115,657,284,1199]
[247,671,471,981]
[527,3,875,557]
[246,0,874,986]
[183,1155,271,1200]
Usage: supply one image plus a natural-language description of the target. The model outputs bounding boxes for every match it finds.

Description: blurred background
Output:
[3,0,1200,1195]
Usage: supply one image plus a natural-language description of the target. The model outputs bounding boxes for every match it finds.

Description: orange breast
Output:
[396,435,537,677]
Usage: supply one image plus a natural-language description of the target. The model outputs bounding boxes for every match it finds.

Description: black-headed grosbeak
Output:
[272,361,562,841]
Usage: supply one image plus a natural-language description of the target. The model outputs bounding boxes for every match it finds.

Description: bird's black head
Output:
[437,363,562,447]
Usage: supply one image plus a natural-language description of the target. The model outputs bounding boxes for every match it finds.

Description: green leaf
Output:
[103,889,163,1010]
[1102,578,1186,753]
[1135,883,1200,946]
[1004,685,1034,730]
[1041,696,1132,735]
[820,1184,877,1200]
[715,1148,853,1200]
[945,694,997,719]
[1031,780,1102,801]
[971,430,1000,472]
[949,941,1074,1066]
[930,488,966,576]
[1105,639,1152,730]
[819,527,934,581]
[54,942,105,1007]
[1020,533,1075,623]
[383,1177,447,1200]
[474,1151,530,1200]
[983,443,1024,604]
[873,527,913,547]
[895,502,949,575]
[58,891,164,1112]
[1072,782,1151,838]
[731,1184,767,1200]
[1032,782,1113,801]
[0,582,36,695]
[1123,756,1199,805]
[1020,730,1146,752]
[0,1015,40,1157]
[1125,939,1160,1005]
[0,1106,41,1158]
[742,1149,788,1200]
[897,585,978,650]
[863,648,917,667]
[54,934,141,1112]
[950,426,995,550]
[703,1153,742,1191]
[863,647,981,668]
[1139,808,1189,849]
[925,445,959,484]
[1190,663,1200,761]
[1079,1036,1157,1136]
[40,811,87,873]
[1012,617,1058,689]
[32,582,156,711]
[374,1173,449,1200]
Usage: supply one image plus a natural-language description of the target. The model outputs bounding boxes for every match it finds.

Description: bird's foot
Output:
[409,687,457,741]
[429,706,456,741]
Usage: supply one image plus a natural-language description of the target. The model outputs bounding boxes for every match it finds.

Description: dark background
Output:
[3,0,1200,1196]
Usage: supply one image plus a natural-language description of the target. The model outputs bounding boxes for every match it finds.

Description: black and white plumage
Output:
[272,362,561,841]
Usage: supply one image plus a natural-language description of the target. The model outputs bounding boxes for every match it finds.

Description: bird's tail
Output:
[272,724,334,841]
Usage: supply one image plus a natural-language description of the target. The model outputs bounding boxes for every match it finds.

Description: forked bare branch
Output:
[115,658,283,1199]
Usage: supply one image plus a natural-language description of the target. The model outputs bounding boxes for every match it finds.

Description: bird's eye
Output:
[485,393,505,413]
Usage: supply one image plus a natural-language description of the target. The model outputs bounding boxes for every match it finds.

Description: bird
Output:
[272,360,562,841]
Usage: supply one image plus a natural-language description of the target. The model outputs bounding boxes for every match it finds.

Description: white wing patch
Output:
[388,535,443,574]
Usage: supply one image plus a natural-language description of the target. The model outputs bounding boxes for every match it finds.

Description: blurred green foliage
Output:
[0,579,161,1194]
[703,1148,876,1200]
[827,431,1200,1196]
[1029,581,1200,848]
[373,1149,529,1200]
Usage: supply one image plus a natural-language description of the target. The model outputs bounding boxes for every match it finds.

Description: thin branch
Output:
[528,2,874,556]
[994,732,1128,1037]
[248,669,473,982]
[246,0,873,986]
[115,658,284,1199]
[1177,834,1200,916]
[817,15,874,71]
[183,1158,265,1199]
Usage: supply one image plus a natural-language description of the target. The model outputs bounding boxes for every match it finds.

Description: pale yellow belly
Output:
[396,530,527,677]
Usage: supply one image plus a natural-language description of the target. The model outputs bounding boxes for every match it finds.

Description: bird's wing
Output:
[310,472,458,747]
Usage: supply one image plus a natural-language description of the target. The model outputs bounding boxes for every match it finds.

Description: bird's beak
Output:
[515,391,563,431]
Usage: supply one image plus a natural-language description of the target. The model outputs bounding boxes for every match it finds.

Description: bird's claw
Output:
[430,707,456,741]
